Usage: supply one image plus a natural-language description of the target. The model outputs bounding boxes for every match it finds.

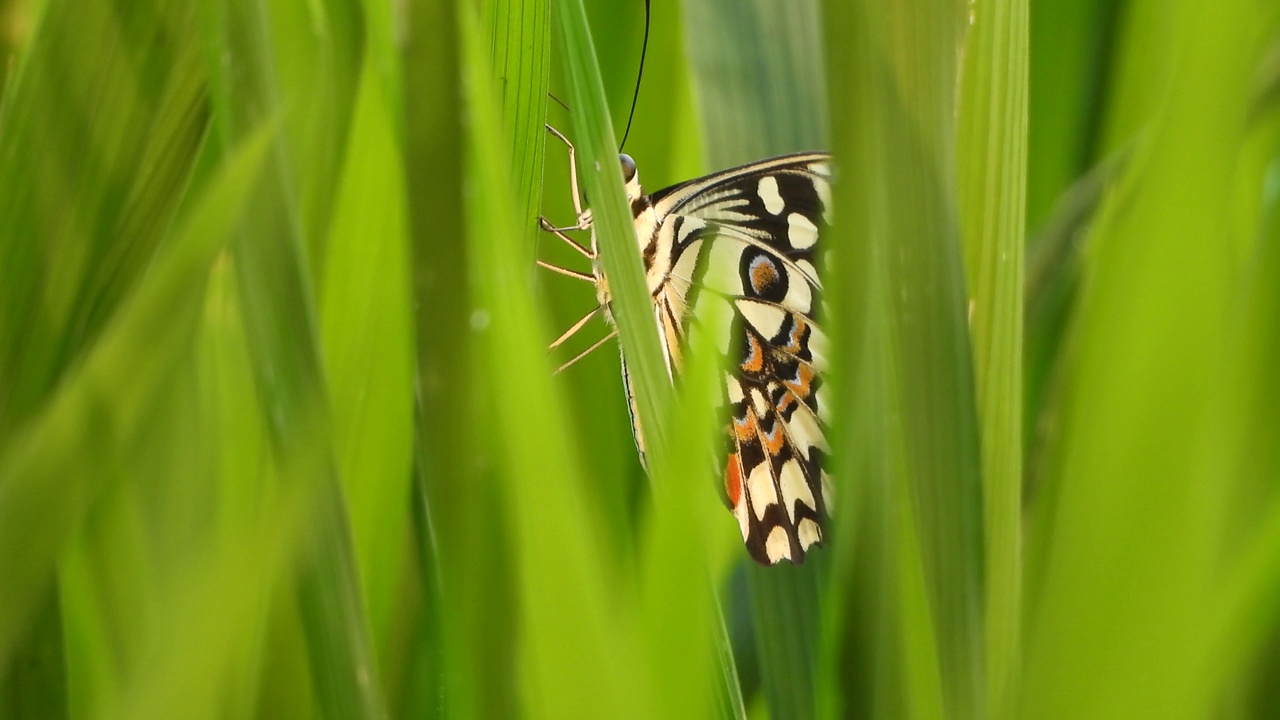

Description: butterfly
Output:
[539,126,832,565]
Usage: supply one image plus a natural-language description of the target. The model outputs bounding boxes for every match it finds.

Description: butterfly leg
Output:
[542,124,592,232]
[538,217,594,260]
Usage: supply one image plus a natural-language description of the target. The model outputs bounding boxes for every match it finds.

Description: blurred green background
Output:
[1,0,1279,718]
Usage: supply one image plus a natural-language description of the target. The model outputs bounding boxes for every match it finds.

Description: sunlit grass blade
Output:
[1197,147,1280,705]
[0,4,210,709]
[957,0,1028,714]
[115,483,306,720]
[0,123,275,670]
[822,0,985,718]
[556,0,674,470]
[484,0,551,245]
[1021,2,1269,717]
[638,296,738,720]
[459,3,655,716]
[203,2,384,716]
[0,0,206,441]
[320,46,415,667]
[1022,151,1126,504]
[554,3,750,715]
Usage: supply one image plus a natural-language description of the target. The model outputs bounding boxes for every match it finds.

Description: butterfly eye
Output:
[619,154,637,183]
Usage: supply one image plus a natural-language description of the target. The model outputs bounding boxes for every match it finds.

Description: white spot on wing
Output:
[750,388,771,419]
[783,267,813,314]
[814,177,832,217]
[693,294,735,357]
[726,376,746,403]
[758,176,785,215]
[807,323,830,370]
[765,526,792,563]
[733,480,751,540]
[787,212,819,250]
[736,299,788,339]
[786,398,827,460]
[797,518,822,549]
[794,259,820,288]
[778,458,816,521]
[669,238,702,292]
[814,384,831,423]
[748,459,777,521]
[677,217,706,246]
[701,239,746,297]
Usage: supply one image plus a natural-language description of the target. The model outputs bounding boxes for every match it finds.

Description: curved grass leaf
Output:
[460,3,655,717]
[1022,3,1271,716]
[203,1,384,715]
[0,122,276,671]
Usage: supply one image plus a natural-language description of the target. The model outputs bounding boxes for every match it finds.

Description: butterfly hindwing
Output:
[638,153,833,565]
[544,141,832,565]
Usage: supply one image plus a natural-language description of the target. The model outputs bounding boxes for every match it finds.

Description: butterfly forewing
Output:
[631,153,833,565]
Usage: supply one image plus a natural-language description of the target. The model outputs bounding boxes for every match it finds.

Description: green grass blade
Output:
[1199,141,1280,707]
[459,3,654,716]
[400,0,468,715]
[1021,2,1269,716]
[0,122,275,670]
[320,46,415,670]
[555,8,746,719]
[484,0,550,245]
[862,5,985,717]
[0,0,207,440]
[1025,0,1117,230]
[823,1,985,718]
[957,0,1029,715]
[203,2,384,716]
[556,0,675,469]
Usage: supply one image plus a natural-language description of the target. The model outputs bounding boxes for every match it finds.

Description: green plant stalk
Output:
[555,0,675,474]
[459,3,655,716]
[401,0,469,715]
[957,0,1029,715]
[822,0,985,717]
[202,1,384,716]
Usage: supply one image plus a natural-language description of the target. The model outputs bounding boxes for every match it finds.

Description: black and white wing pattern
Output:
[607,152,834,566]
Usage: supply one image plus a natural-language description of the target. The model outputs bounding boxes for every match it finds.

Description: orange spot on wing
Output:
[751,258,779,294]
[776,389,797,415]
[741,333,765,374]
[785,316,808,354]
[726,454,743,507]
[784,362,814,399]
[733,410,757,443]
[761,417,786,456]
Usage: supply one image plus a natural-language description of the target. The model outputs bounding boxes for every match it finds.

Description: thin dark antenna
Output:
[618,0,650,152]
[548,92,571,112]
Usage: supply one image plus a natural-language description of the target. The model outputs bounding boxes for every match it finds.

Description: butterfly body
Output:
[548,141,833,566]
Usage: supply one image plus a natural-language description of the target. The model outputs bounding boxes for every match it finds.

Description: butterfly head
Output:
[619,154,643,205]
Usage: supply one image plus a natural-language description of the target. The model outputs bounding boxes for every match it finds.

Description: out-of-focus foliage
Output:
[1,0,1279,718]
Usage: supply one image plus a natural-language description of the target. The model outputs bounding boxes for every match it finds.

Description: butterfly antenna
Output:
[548,92,571,112]
[618,0,650,152]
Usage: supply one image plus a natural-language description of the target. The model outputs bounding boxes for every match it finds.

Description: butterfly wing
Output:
[644,153,833,565]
